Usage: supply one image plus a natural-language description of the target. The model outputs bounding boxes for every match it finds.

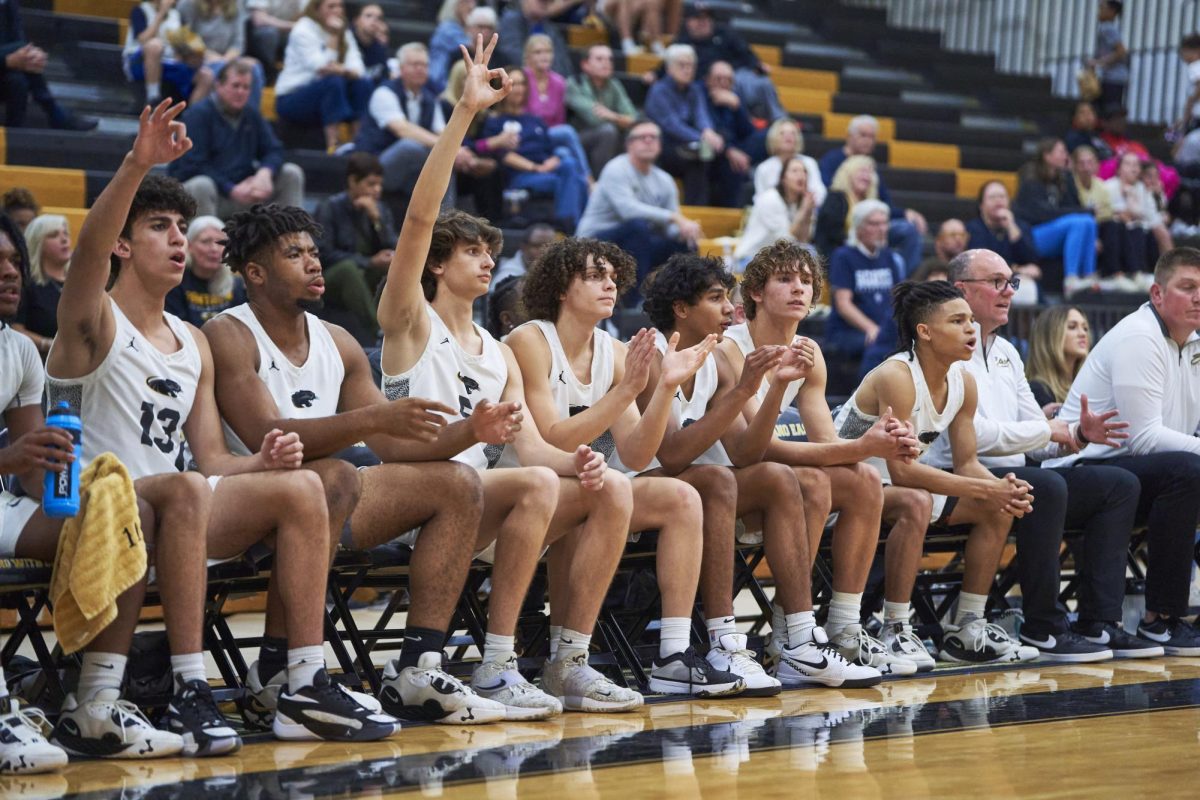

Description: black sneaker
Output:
[1077,621,1165,658]
[1018,629,1112,663]
[162,678,242,757]
[1135,617,1200,656]
[274,668,398,742]
[647,647,744,697]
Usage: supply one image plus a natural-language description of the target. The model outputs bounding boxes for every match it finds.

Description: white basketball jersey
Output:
[723,323,804,414]
[382,304,510,470]
[654,330,730,467]
[47,298,200,479]
[513,320,630,470]
[833,352,966,484]
[217,304,346,455]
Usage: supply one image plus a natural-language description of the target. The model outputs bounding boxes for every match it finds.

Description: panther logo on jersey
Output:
[292,390,318,408]
[458,373,481,395]
[146,377,182,397]
[682,418,698,428]
[918,430,941,445]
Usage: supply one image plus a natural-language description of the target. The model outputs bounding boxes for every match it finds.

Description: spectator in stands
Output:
[812,153,877,257]
[673,1,784,121]
[1065,101,1114,161]
[1106,151,1170,288]
[497,0,572,76]
[124,0,213,105]
[487,274,529,338]
[911,260,949,282]
[701,60,763,208]
[967,180,1042,285]
[314,152,397,340]
[178,0,265,109]
[1014,137,1098,295]
[576,120,701,297]
[354,42,461,218]
[0,0,96,129]
[438,7,498,117]
[522,34,592,181]
[1073,144,1138,290]
[246,0,304,81]
[1095,109,1180,198]
[164,215,247,325]
[645,44,723,205]
[11,213,69,357]
[1177,33,1200,136]
[914,218,967,279]
[1043,247,1200,655]
[429,0,475,92]
[438,34,505,223]
[565,44,636,176]
[170,60,305,218]
[480,67,588,231]
[493,222,555,287]
[1089,1,1128,118]
[734,154,815,267]
[754,117,826,206]
[1,187,38,233]
[352,3,390,85]
[610,0,678,56]
[817,115,926,273]
[939,249,1140,662]
[1026,304,1091,414]
[274,0,371,153]
[824,200,902,379]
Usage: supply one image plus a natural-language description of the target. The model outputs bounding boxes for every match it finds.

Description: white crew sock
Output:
[286,645,325,690]
[884,601,912,624]
[79,652,127,700]
[658,617,691,658]
[785,610,817,648]
[482,632,516,664]
[824,591,863,639]
[556,628,591,662]
[145,81,161,102]
[169,652,206,687]
[548,625,562,659]
[705,616,737,648]
[955,593,988,625]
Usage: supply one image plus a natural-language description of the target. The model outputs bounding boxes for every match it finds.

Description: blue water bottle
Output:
[43,401,81,518]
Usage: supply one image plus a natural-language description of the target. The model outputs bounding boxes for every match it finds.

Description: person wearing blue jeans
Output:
[480,70,588,230]
[1014,137,1098,293]
[1030,212,1098,281]
[276,74,371,145]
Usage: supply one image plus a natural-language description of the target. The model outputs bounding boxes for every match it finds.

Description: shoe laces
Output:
[851,628,892,662]
[174,681,226,729]
[102,698,159,745]
[3,705,52,739]
[424,666,471,697]
[963,620,1015,652]
[890,625,928,656]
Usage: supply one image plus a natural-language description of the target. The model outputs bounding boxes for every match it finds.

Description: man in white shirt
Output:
[1044,246,1200,654]
[934,249,1156,661]
[352,43,478,216]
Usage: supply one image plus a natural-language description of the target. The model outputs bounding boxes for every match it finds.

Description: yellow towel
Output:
[50,453,147,655]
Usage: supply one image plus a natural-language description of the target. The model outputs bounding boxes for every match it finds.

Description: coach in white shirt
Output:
[1044,247,1200,655]
[926,250,1151,661]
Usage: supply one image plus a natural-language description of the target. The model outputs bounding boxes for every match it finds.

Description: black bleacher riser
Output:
[287,150,350,196]
[6,129,132,172]
[894,119,1028,151]
[833,93,960,124]
[878,167,955,195]
[959,145,1029,172]
[890,190,977,223]
[23,9,120,47]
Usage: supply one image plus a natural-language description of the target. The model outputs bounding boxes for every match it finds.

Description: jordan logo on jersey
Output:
[146,377,182,397]
[292,390,317,408]
[557,371,567,385]
[126,337,139,352]
[269,359,280,371]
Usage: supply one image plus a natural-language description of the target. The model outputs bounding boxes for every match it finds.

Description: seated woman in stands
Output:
[12,213,71,359]
[480,68,588,231]
[1025,305,1092,417]
[812,154,877,258]
[124,0,213,105]
[734,155,816,269]
[753,117,826,207]
[274,0,372,152]
[178,0,266,108]
[1105,151,1174,288]
[428,0,474,91]
[164,215,247,326]
[1013,138,1098,296]
[522,35,593,182]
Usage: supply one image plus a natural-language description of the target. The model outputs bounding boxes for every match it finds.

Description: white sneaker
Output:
[775,627,882,688]
[242,660,383,729]
[1064,275,1095,296]
[706,633,781,697]
[880,621,937,672]
[0,698,68,774]
[540,651,643,712]
[939,615,1039,664]
[52,689,183,759]
[380,652,507,724]
[830,624,919,676]
[470,655,563,720]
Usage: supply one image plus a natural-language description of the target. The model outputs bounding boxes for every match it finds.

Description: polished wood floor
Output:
[6,658,1199,799]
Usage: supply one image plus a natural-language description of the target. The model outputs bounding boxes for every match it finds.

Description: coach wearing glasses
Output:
[576,119,703,303]
[920,249,1148,663]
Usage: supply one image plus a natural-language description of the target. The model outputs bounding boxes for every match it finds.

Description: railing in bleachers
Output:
[841,0,1200,127]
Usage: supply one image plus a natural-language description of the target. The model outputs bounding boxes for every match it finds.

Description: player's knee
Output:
[691,465,737,510]
[896,488,933,526]
[597,469,634,514]
[163,470,211,512]
[520,466,561,512]
[319,460,362,515]
[759,462,801,496]
[795,468,831,513]
[445,460,485,512]
[670,478,703,523]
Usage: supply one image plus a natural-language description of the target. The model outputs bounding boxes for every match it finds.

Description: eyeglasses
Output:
[628,133,660,142]
[959,276,1021,292]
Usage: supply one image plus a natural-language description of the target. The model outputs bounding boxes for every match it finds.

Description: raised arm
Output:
[376,34,511,339]
[50,101,192,379]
